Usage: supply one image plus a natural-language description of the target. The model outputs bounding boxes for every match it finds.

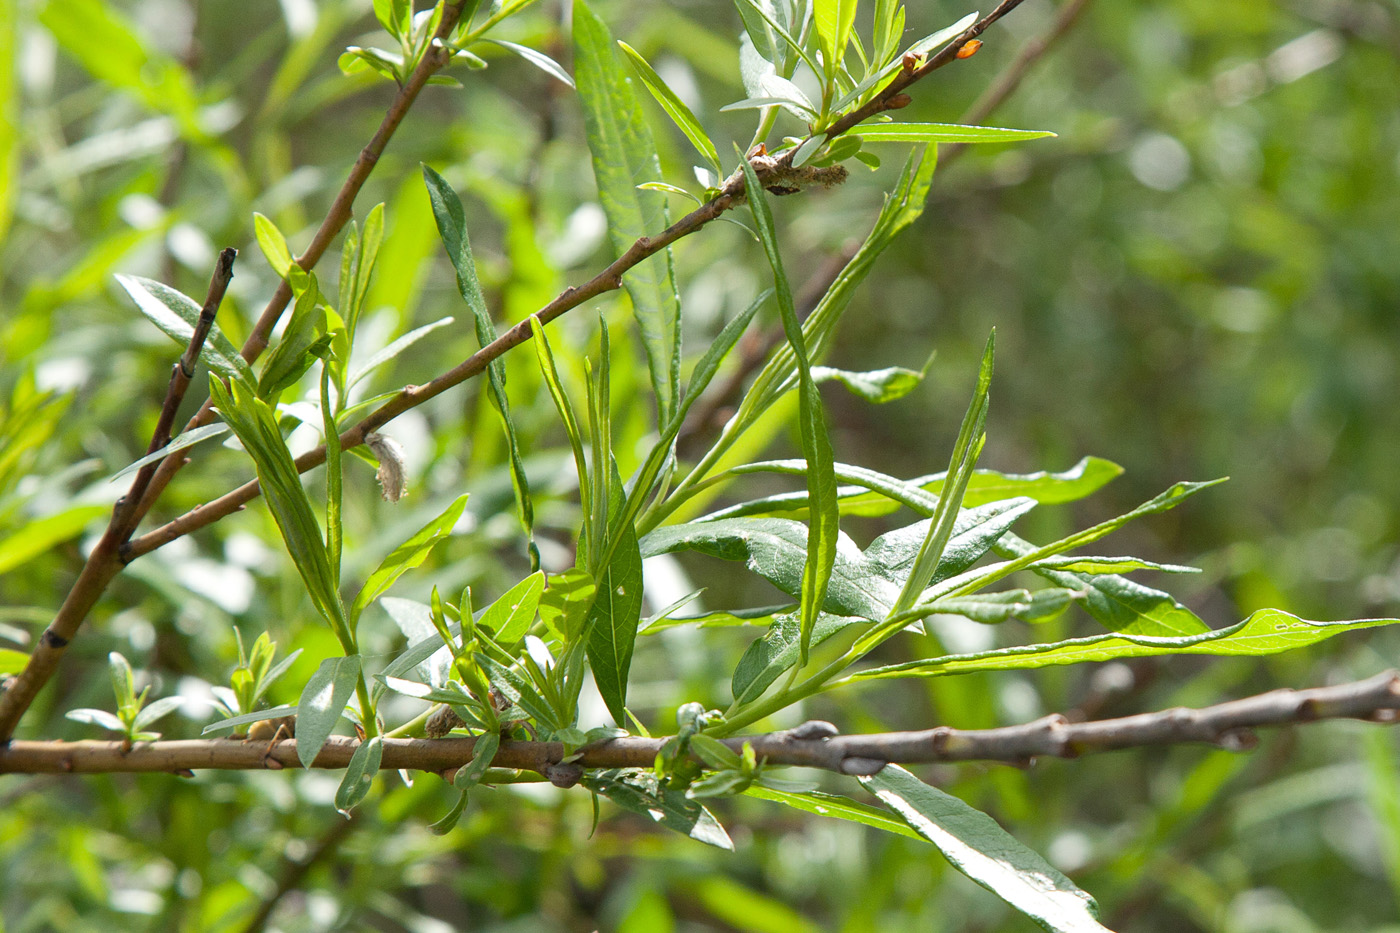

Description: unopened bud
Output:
[886,93,912,110]
[956,39,983,59]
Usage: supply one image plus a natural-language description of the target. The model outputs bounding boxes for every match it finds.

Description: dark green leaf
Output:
[586,468,644,724]
[573,1,681,423]
[335,736,382,816]
[582,768,734,850]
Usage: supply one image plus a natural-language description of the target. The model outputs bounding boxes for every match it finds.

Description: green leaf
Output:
[346,316,455,389]
[582,768,734,850]
[586,469,644,724]
[813,0,858,76]
[573,0,682,424]
[811,363,927,403]
[744,785,923,840]
[537,568,597,643]
[453,732,500,790]
[257,273,327,401]
[830,12,977,113]
[296,656,362,770]
[862,765,1108,932]
[858,123,1057,145]
[617,41,722,176]
[530,316,592,551]
[423,164,538,568]
[429,791,471,835]
[114,275,256,388]
[1033,556,1200,575]
[201,704,298,737]
[731,610,863,704]
[852,610,1400,682]
[892,332,995,615]
[253,212,294,277]
[480,38,575,87]
[742,157,839,667]
[335,736,382,816]
[349,493,469,626]
[66,708,127,733]
[0,649,28,675]
[132,695,183,731]
[108,424,230,482]
[481,572,547,644]
[0,504,107,575]
[208,378,350,647]
[643,498,1035,624]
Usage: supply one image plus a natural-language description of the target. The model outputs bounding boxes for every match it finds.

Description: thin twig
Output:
[125,3,1033,559]
[0,4,474,744]
[4,671,1397,777]
[941,0,1094,169]
[0,248,238,741]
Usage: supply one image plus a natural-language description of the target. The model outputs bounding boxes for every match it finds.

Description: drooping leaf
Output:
[335,736,383,816]
[201,704,299,737]
[574,1,682,424]
[115,275,256,387]
[108,424,230,482]
[744,785,923,840]
[345,315,455,389]
[296,656,362,770]
[862,766,1108,932]
[481,38,574,87]
[810,363,928,403]
[582,768,734,850]
[851,610,1400,682]
[453,732,500,791]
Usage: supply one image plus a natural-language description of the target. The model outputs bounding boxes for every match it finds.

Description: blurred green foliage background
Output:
[2,0,1399,929]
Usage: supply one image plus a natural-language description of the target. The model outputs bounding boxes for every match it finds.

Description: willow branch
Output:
[941,0,1094,169]
[0,4,473,744]
[5,671,1397,777]
[126,2,1034,559]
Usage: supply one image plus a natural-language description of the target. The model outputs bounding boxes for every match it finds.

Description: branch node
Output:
[1217,729,1258,752]
[839,757,887,776]
[786,720,839,741]
[545,762,583,788]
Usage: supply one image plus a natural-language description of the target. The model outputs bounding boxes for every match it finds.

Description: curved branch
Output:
[4,671,1397,777]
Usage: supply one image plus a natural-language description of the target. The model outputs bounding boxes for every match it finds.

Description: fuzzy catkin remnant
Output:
[365,431,408,502]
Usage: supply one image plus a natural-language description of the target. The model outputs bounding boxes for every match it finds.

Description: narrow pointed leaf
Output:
[481,38,575,87]
[858,123,1056,144]
[349,493,469,625]
[423,164,537,566]
[115,275,255,387]
[587,469,644,724]
[201,704,298,737]
[108,424,230,482]
[862,766,1108,932]
[852,610,1400,681]
[618,41,722,176]
[480,572,547,644]
[574,1,681,423]
[742,158,839,666]
[744,785,922,840]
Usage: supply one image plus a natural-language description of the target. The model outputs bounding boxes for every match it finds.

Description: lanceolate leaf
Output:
[707,456,1122,521]
[586,469,644,724]
[811,363,927,403]
[862,766,1108,932]
[115,275,255,388]
[574,1,682,424]
[582,768,734,850]
[742,157,839,667]
[481,38,575,87]
[423,165,537,568]
[858,123,1056,145]
[642,498,1035,624]
[996,532,1209,637]
[335,736,382,816]
[480,572,547,644]
[209,378,350,648]
[349,493,469,627]
[851,610,1400,682]
[296,656,362,770]
[744,785,923,840]
[617,41,722,176]
[731,610,862,703]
